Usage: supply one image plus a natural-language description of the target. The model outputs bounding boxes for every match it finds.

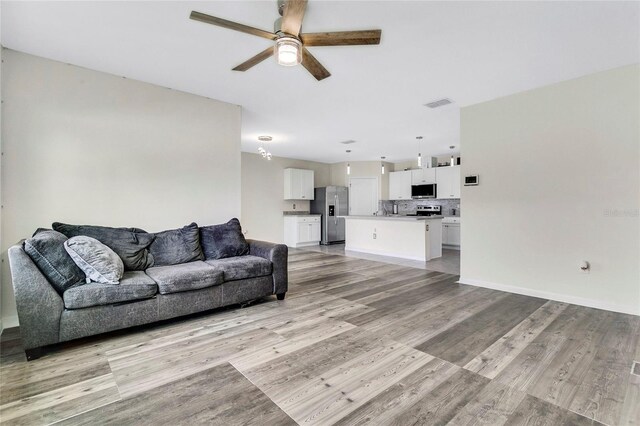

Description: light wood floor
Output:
[302,244,461,275]
[1,249,639,425]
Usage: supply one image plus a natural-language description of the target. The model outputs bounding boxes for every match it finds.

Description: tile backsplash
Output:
[379,199,461,216]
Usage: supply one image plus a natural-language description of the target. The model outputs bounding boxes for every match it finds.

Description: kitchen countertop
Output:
[282,211,320,216]
[341,215,443,221]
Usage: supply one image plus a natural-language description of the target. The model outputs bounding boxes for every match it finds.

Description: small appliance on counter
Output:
[310,186,349,245]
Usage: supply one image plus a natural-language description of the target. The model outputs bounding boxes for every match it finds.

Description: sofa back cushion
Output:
[64,236,124,284]
[149,222,204,266]
[200,218,249,260]
[53,223,155,270]
[23,230,85,294]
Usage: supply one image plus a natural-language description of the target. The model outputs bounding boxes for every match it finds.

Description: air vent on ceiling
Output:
[340,140,357,145]
[424,98,453,109]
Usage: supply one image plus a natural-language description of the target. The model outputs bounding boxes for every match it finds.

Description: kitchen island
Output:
[342,215,443,261]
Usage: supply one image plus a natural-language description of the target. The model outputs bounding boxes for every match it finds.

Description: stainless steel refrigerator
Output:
[310,186,348,245]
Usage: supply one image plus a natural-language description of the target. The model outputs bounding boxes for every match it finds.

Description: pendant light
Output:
[416,136,423,168]
[449,145,455,167]
[258,136,273,160]
[381,156,386,174]
[346,150,351,175]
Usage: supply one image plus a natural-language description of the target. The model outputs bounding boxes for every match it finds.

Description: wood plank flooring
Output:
[1,249,638,425]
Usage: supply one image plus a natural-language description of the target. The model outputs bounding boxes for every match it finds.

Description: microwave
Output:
[411,183,437,199]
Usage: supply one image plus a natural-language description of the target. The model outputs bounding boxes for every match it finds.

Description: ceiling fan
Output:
[190,0,382,81]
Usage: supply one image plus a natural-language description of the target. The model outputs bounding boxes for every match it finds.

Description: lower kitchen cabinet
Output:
[284,216,321,247]
[442,217,461,248]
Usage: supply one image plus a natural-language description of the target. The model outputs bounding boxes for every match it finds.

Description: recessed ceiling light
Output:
[424,98,453,109]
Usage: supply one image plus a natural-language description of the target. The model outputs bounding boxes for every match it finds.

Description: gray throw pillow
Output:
[64,236,124,284]
[200,218,249,260]
[53,223,155,270]
[149,222,204,266]
[23,230,85,294]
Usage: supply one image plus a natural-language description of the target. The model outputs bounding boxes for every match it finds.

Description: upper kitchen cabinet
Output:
[435,166,461,199]
[284,168,315,200]
[411,168,437,185]
[389,170,412,200]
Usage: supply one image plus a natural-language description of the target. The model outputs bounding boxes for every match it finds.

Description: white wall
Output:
[241,152,330,244]
[1,50,242,324]
[330,161,393,200]
[0,45,4,333]
[460,64,640,315]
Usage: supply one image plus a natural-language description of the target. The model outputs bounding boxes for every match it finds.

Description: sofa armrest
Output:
[247,240,288,295]
[8,244,64,350]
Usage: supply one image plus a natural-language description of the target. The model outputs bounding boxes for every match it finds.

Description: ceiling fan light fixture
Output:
[276,37,302,66]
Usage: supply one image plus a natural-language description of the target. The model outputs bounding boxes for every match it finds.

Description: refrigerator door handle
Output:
[334,194,338,225]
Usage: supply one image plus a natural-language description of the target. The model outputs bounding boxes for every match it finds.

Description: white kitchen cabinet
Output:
[442,217,461,248]
[435,166,461,199]
[284,168,315,200]
[389,170,412,200]
[284,216,321,247]
[411,168,436,185]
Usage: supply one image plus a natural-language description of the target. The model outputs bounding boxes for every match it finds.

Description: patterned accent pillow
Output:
[64,236,124,284]
[199,218,249,260]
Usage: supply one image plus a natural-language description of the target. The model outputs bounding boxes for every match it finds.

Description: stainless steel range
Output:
[416,205,442,216]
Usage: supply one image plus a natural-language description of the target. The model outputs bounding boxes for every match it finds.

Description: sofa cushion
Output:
[65,236,124,284]
[200,218,249,260]
[23,230,85,294]
[146,261,223,295]
[63,271,158,309]
[149,222,204,266]
[205,255,272,281]
[53,223,155,271]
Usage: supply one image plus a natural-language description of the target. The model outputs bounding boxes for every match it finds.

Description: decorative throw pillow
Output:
[200,218,250,260]
[64,236,124,284]
[53,223,155,270]
[23,230,85,294]
[149,222,204,266]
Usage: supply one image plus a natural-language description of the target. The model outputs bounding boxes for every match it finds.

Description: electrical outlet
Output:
[292,203,296,210]
[373,233,377,239]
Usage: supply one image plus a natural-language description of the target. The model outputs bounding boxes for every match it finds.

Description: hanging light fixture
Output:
[381,156,386,175]
[258,136,273,160]
[346,150,351,175]
[449,145,455,167]
[416,136,423,168]
[275,37,302,67]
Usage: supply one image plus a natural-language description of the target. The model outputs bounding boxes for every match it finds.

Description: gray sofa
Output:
[8,221,287,361]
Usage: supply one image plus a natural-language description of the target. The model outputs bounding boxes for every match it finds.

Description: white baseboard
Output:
[458,277,640,316]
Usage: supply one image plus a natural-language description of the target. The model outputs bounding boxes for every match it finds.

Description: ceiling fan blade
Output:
[280,0,307,36]
[190,11,277,40]
[301,47,331,81]
[301,30,382,46]
[232,47,275,72]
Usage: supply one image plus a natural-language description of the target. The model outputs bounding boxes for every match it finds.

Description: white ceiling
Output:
[2,1,639,163]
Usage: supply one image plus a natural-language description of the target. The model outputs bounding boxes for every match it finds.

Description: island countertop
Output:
[343,215,442,261]
[341,215,443,221]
